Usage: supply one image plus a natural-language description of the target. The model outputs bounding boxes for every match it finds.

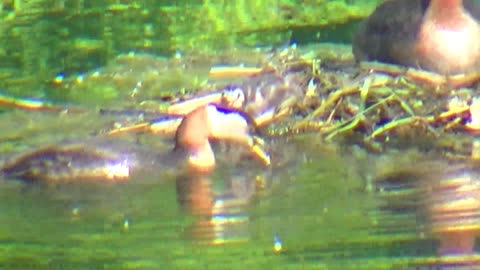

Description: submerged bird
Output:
[353,0,480,74]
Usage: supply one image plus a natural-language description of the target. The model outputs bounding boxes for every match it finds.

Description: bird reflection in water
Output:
[375,159,480,269]
[171,103,269,245]
[176,171,257,245]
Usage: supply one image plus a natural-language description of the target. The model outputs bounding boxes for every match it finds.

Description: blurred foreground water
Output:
[1,44,480,269]
[2,110,480,269]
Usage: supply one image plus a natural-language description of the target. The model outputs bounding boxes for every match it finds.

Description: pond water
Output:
[1,110,477,270]
[0,129,377,270]
[1,1,480,269]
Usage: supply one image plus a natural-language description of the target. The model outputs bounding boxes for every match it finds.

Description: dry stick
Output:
[360,61,480,87]
[324,94,394,140]
[317,62,479,142]
[293,84,360,130]
[325,83,437,141]
[360,61,446,86]
[367,104,469,140]
[0,93,84,113]
[325,97,342,126]
[332,70,444,140]
[294,72,393,130]
[107,122,151,135]
[369,116,420,139]
[208,66,263,79]
[324,75,373,140]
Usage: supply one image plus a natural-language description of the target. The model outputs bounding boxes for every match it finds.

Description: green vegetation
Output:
[0,0,380,97]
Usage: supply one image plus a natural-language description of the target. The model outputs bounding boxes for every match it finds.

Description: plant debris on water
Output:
[1,43,480,175]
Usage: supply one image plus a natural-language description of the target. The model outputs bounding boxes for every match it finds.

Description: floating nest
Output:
[233,45,480,160]
[4,43,480,164]
[6,44,480,249]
